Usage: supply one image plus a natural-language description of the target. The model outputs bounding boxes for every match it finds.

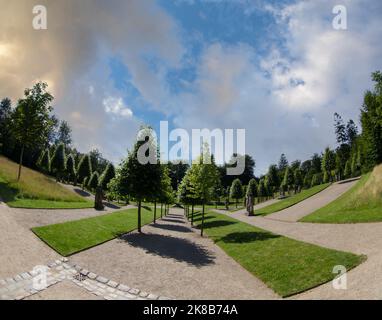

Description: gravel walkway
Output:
[10,204,134,229]
[0,202,60,279]
[70,208,279,300]
[267,178,359,222]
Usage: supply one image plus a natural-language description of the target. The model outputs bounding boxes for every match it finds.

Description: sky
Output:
[0,0,381,174]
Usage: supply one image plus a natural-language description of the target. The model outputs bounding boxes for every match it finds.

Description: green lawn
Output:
[193,211,364,297]
[32,207,154,256]
[0,156,92,209]
[254,183,330,216]
[301,169,382,223]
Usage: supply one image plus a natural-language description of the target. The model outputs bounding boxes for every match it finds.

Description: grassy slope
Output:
[0,156,92,209]
[254,183,330,216]
[32,207,153,256]
[302,165,382,223]
[193,211,364,297]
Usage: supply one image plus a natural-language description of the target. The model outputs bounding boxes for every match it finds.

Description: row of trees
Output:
[0,82,111,182]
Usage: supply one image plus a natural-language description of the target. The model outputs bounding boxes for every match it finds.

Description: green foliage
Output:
[87,171,99,190]
[294,169,303,192]
[360,72,382,171]
[282,167,294,192]
[311,173,322,187]
[119,127,162,202]
[66,154,76,182]
[50,143,66,179]
[56,120,72,146]
[321,147,336,182]
[99,163,116,190]
[37,148,51,173]
[246,178,258,197]
[11,82,55,179]
[77,154,92,183]
[230,178,243,201]
[257,179,267,198]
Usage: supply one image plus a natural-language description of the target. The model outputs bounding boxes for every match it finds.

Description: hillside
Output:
[0,156,92,209]
[301,164,382,223]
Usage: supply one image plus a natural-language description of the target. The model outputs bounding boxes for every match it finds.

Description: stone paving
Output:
[0,257,170,301]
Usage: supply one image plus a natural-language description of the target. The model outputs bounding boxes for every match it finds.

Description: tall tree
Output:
[266,164,279,197]
[230,178,243,208]
[119,126,162,232]
[77,154,92,183]
[99,163,116,190]
[56,120,72,146]
[334,113,347,145]
[321,147,336,182]
[50,143,66,181]
[360,71,382,170]
[87,171,99,191]
[11,82,54,180]
[37,148,51,174]
[66,154,76,184]
[282,167,294,194]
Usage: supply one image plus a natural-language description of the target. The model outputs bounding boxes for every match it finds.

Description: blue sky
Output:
[1,0,382,174]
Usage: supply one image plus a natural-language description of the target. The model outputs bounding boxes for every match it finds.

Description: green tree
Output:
[321,147,336,182]
[344,159,351,178]
[77,154,92,184]
[360,71,382,170]
[99,163,116,190]
[50,143,66,181]
[282,167,294,194]
[119,126,162,232]
[294,169,303,193]
[246,178,258,202]
[257,179,267,202]
[192,144,220,236]
[66,154,76,184]
[37,148,51,174]
[158,165,174,220]
[230,178,243,208]
[266,164,279,197]
[56,120,72,146]
[11,82,55,180]
[88,171,99,191]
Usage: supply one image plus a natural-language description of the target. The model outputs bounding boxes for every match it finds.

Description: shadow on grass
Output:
[220,231,280,244]
[142,205,152,211]
[0,181,18,202]
[150,223,191,233]
[103,202,121,209]
[119,233,215,266]
[73,188,92,198]
[202,220,238,229]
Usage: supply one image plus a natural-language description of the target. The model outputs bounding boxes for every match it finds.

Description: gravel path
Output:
[266,178,359,222]
[0,202,60,279]
[10,204,134,229]
[70,208,279,300]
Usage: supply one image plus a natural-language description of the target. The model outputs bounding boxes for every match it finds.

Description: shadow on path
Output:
[160,218,185,224]
[150,223,192,233]
[119,233,215,267]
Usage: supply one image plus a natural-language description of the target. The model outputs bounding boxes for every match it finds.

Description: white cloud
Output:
[103,97,133,118]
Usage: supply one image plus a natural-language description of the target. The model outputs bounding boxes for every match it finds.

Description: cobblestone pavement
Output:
[0,258,170,300]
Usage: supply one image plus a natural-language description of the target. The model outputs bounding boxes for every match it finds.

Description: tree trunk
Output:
[17,144,25,181]
[160,203,163,218]
[94,187,104,211]
[138,200,142,233]
[236,198,238,208]
[154,201,157,223]
[191,204,194,226]
[201,203,205,237]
